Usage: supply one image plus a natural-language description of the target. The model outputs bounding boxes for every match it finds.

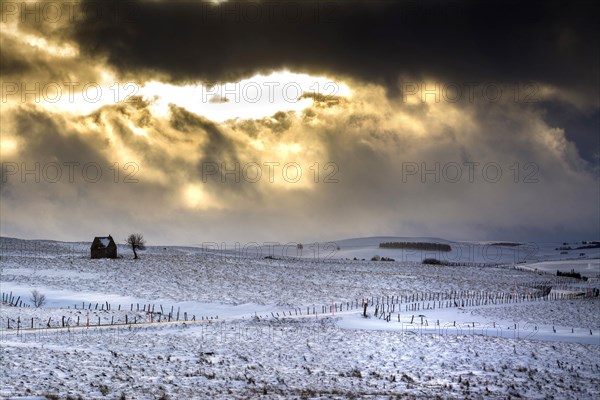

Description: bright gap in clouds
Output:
[18,70,351,122]
[142,71,351,121]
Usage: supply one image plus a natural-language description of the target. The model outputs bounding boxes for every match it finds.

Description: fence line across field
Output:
[2,284,597,334]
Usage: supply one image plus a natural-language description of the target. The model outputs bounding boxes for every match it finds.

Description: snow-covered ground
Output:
[1,236,599,399]
[524,259,600,277]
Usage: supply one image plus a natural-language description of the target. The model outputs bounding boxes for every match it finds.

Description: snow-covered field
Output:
[1,237,599,399]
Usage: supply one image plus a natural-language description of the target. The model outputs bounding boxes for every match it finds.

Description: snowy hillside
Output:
[1,236,599,399]
[207,235,600,266]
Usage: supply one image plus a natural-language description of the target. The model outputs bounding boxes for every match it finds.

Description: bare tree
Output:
[30,290,46,307]
[126,233,146,259]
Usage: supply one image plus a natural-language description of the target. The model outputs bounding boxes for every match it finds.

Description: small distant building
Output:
[90,235,117,259]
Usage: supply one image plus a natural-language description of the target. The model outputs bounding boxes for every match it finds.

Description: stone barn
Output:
[90,235,117,259]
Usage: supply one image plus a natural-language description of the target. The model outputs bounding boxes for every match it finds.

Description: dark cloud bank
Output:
[71,0,598,98]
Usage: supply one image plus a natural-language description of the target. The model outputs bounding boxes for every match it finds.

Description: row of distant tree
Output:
[557,269,588,281]
[555,242,600,251]
[379,242,452,252]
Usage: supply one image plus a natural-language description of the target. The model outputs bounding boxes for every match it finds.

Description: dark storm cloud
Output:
[169,104,238,164]
[168,104,265,198]
[537,103,600,166]
[1,105,163,239]
[0,35,32,77]
[10,105,104,163]
[70,0,599,102]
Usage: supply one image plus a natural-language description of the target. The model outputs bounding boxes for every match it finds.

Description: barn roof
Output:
[92,236,115,248]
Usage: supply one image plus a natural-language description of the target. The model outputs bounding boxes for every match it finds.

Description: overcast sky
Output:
[1,0,598,246]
